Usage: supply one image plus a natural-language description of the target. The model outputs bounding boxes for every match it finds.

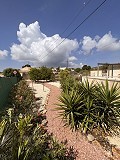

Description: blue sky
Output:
[0,0,120,71]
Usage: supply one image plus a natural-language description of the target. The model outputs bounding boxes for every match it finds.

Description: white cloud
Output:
[81,36,97,54]
[80,62,83,68]
[81,31,120,54]
[97,31,120,51]
[68,56,77,61]
[11,21,79,67]
[0,50,8,59]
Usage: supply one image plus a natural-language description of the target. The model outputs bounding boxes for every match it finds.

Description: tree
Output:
[22,64,31,68]
[3,68,21,80]
[29,67,54,82]
[29,68,41,81]
[74,68,81,73]
[59,69,70,80]
[82,65,91,70]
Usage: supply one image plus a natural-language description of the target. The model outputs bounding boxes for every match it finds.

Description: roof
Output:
[98,63,120,66]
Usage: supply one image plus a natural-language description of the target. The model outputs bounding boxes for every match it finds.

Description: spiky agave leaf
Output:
[57,89,83,130]
[95,80,120,132]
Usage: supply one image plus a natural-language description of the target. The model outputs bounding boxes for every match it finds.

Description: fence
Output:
[0,77,18,111]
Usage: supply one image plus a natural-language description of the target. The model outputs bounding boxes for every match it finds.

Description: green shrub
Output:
[57,79,120,134]
[60,75,78,93]
[0,80,76,159]
[0,109,70,160]
[8,80,35,114]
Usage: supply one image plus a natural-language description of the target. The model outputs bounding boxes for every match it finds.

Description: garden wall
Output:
[82,76,120,88]
[0,77,18,111]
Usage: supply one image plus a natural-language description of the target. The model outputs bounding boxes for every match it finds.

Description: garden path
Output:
[45,83,108,160]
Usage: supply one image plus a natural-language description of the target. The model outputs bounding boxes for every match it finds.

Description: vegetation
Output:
[74,68,81,73]
[82,65,91,71]
[58,77,120,134]
[0,79,75,160]
[0,109,72,160]
[22,64,31,68]
[29,67,55,82]
[3,68,22,80]
[8,80,35,114]
[59,69,70,81]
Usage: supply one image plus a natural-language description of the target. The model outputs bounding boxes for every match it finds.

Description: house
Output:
[90,63,120,78]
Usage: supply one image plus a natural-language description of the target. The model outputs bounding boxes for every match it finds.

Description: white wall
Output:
[90,69,120,78]
[82,76,120,89]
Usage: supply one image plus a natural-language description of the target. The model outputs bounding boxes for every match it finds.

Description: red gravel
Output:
[45,83,108,160]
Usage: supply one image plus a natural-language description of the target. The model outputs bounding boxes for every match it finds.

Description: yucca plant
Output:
[95,80,120,133]
[80,79,96,99]
[57,89,84,130]
[57,79,120,134]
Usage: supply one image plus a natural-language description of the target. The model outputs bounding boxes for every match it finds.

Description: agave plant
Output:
[95,80,120,133]
[80,79,96,99]
[57,79,120,134]
[57,89,84,130]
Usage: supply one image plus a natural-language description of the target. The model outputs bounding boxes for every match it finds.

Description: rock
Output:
[87,134,95,142]
[105,151,112,158]
[33,108,38,113]
[42,109,47,114]
[36,100,42,105]
[42,119,48,126]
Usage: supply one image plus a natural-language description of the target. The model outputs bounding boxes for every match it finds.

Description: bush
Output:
[8,80,35,114]
[29,67,55,82]
[60,75,78,93]
[0,79,76,159]
[3,68,22,81]
[0,109,70,160]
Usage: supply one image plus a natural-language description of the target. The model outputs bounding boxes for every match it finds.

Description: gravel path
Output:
[45,83,108,160]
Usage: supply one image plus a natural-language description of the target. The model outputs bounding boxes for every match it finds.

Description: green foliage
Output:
[0,79,75,159]
[3,68,22,80]
[0,109,70,160]
[82,65,91,71]
[59,69,70,80]
[74,68,81,73]
[29,67,54,82]
[29,68,41,81]
[57,79,120,134]
[58,89,83,130]
[95,80,120,132]
[60,75,78,93]
[8,80,35,114]
[40,66,54,81]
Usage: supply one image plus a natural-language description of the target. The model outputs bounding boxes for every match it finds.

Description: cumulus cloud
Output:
[0,50,8,59]
[81,31,120,54]
[10,21,79,67]
[81,36,97,54]
[97,31,120,51]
